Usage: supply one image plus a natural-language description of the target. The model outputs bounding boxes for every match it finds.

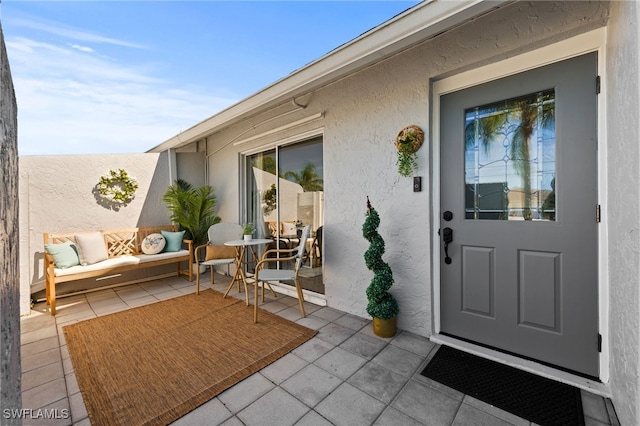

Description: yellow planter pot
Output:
[372,317,397,338]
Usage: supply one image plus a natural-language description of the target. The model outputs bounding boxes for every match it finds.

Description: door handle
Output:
[443,227,453,264]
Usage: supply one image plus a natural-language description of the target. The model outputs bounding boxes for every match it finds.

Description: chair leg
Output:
[196,264,200,295]
[210,266,215,284]
[254,280,260,323]
[295,279,306,318]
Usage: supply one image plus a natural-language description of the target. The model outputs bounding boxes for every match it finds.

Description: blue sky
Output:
[1,1,419,156]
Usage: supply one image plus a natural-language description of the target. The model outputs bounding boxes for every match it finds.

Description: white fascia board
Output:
[149,0,509,153]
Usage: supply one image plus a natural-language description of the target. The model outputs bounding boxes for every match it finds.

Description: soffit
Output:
[148,0,510,153]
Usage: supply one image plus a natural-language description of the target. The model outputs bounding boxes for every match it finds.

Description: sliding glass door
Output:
[245,137,324,295]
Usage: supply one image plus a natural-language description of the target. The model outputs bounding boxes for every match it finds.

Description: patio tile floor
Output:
[20,274,620,426]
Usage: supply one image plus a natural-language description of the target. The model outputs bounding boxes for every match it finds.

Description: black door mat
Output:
[421,345,584,426]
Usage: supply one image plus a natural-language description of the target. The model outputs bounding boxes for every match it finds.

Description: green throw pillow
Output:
[161,230,185,252]
[45,241,80,269]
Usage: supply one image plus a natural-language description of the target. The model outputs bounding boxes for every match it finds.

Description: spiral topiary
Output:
[362,197,399,319]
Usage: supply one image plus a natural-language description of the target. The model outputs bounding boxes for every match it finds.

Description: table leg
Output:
[223,246,250,305]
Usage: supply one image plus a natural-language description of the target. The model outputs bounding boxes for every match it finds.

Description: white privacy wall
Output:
[202,2,611,338]
[18,153,173,314]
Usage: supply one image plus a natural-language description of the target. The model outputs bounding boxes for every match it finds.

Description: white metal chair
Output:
[195,222,242,294]
[252,225,311,323]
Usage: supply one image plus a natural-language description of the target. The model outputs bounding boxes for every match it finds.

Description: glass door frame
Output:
[239,128,326,305]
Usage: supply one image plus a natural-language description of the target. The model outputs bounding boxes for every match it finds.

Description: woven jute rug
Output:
[64,289,316,426]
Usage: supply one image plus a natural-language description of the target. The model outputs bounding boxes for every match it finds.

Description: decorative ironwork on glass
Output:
[464,89,556,221]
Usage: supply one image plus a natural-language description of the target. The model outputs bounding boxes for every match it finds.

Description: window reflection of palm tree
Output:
[284,163,324,192]
[466,92,554,220]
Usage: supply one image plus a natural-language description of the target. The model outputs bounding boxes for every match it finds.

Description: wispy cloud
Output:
[69,44,95,53]
[10,16,147,49]
[6,30,237,155]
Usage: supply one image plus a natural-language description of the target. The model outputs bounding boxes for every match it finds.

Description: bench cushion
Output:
[53,250,190,277]
[54,256,139,277]
[161,230,186,252]
[75,232,109,265]
[45,241,80,269]
[141,233,166,255]
[136,250,190,263]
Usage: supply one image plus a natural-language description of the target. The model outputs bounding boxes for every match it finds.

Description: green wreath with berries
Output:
[97,169,139,204]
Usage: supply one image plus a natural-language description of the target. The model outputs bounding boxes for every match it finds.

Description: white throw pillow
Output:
[74,232,109,265]
[141,233,166,255]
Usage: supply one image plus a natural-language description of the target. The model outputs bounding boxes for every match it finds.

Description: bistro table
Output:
[223,238,273,305]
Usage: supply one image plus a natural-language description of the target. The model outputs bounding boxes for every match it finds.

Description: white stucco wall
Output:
[18,153,174,314]
[605,1,640,424]
[202,1,610,339]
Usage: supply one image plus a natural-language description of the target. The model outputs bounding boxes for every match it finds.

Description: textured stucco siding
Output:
[203,1,610,338]
[18,153,174,314]
[605,1,640,424]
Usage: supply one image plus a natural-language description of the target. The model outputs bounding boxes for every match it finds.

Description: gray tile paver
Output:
[296,315,330,330]
[68,392,88,424]
[393,379,461,425]
[462,396,529,426]
[19,278,618,426]
[21,347,62,373]
[452,402,516,426]
[316,322,357,346]
[170,397,232,426]
[261,352,309,385]
[21,336,59,358]
[124,295,159,308]
[334,313,369,331]
[238,387,309,426]
[339,331,387,360]
[22,361,64,392]
[371,343,426,378]
[582,390,611,424]
[295,410,334,426]
[21,377,68,411]
[218,373,275,414]
[311,307,345,322]
[315,382,387,426]
[347,362,408,404]
[281,364,342,407]
[21,324,59,346]
[315,346,368,380]
[292,337,335,363]
[374,407,425,426]
[391,330,436,357]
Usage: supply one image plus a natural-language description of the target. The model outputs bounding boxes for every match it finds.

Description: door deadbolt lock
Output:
[443,211,453,221]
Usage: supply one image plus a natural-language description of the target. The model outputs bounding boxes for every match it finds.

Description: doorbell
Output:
[413,176,422,192]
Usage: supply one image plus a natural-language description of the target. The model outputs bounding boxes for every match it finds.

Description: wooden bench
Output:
[43,225,193,315]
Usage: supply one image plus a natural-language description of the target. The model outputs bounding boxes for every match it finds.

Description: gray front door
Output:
[440,52,599,377]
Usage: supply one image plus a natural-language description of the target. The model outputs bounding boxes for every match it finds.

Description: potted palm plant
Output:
[362,197,399,337]
[163,179,221,257]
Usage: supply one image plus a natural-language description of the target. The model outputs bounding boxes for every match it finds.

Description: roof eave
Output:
[148,0,509,153]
